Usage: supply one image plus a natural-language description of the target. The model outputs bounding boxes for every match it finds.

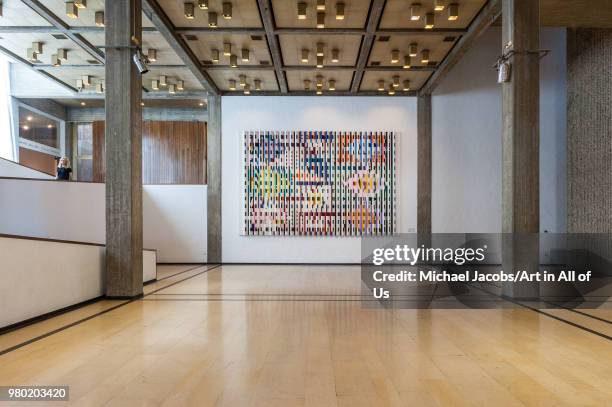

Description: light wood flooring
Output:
[0,264,611,406]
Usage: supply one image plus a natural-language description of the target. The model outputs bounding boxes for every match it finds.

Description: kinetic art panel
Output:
[243,131,396,236]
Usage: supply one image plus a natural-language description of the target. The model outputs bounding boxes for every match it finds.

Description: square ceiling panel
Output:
[185,33,271,66]
[369,34,456,67]
[157,0,262,28]
[143,67,206,91]
[360,70,432,92]
[0,33,99,65]
[286,69,353,92]
[82,32,185,65]
[39,0,155,27]
[208,69,278,91]
[380,0,486,29]
[0,0,52,26]
[279,34,361,66]
[272,0,371,29]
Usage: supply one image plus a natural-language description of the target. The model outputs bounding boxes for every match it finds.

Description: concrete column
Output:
[417,94,432,237]
[501,0,540,299]
[207,95,222,263]
[104,0,143,297]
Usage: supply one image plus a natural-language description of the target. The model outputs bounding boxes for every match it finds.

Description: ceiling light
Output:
[448,3,459,21]
[331,48,339,63]
[410,3,421,21]
[82,75,91,86]
[328,79,336,91]
[317,0,326,11]
[239,74,246,87]
[254,79,261,91]
[26,48,38,63]
[177,80,184,91]
[403,55,411,68]
[241,48,250,62]
[316,55,324,68]
[141,102,145,106]
[58,49,68,61]
[198,0,208,9]
[391,49,399,64]
[317,12,325,28]
[76,79,83,90]
[434,0,445,11]
[316,42,324,57]
[230,54,238,67]
[51,54,61,67]
[223,43,232,56]
[229,79,236,90]
[378,80,384,91]
[316,89,323,95]
[409,43,418,57]
[301,49,309,63]
[147,49,157,62]
[168,84,176,94]
[403,80,411,91]
[184,2,195,19]
[95,11,104,27]
[32,42,43,54]
[152,79,159,90]
[22,125,29,130]
[424,12,435,29]
[199,102,204,106]
[392,75,400,88]
[26,116,32,121]
[304,79,311,91]
[421,49,430,64]
[316,75,323,87]
[208,12,218,27]
[211,49,220,62]
[222,2,232,19]
[96,82,104,93]
[244,83,251,95]
[74,0,86,9]
[47,124,53,129]
[297,2,307,19]
[159,75,167,86]
[66,2,78,18]
[80,101,86,106]
[336,2,345,20]
[388,88,395,95]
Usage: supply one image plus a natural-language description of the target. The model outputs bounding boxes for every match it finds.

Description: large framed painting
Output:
[243,131,396,236]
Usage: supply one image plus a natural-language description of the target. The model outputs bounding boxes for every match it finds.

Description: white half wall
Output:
[0,179,207,263]
[431,27,567,233]
[222,96,417,263]
[0,157,54,179]
[0,236,156,329]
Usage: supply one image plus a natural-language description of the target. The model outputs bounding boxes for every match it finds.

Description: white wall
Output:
[0,157,55,179]
[432,27,567,233]
[0,179,207,263]
[222,96,417,263]
[0,236,156,328]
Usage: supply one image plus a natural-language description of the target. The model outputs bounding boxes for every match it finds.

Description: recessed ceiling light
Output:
[168,84,176,94]
[95,10,105,27]
[316,12,325,28]
[403,80,411,91]
[378,80,385,92]
[391,49,399,64]
[208,12,218,27]
[316,55,324,68]
[241,48,250,62]
[159,75,167,86]
[151,79,159,90]
[229,79,236,90]
[177,80,184,91]
[403,55,411,69]
[297,2,307,20]
[147,49,157,62]
[66,2,78,18]
[434,0,445,11]
[254,79,261,91]
[392,75,400,88]
[331,48,339,63]
[51,53,61,67]
[301,49,309,63]
[410,3,421,21]
[328,79,336,91]
[421,49,430,64]
[22,125,30,130]
[199,102,204,106]
[243,83,251,95]
[82,75,91,86]
[222,2,232,19]
[316,42,324,57]
[304,79,311,91]
[239,75,246,87]
[424,12,435,29]
[74,0,87,9]
[448,3,459,21]
[317,0,326,11]
[198,0,208,9]
[223,43,231,56]
[47,124,54,129]
[58,49,68,61]
[141,102,145,106]
[184,2,195,19]
[335,2,344,20]
[409,43,418,57]
[80,101,86,106]
[26,116,33,121]
[211,49,220,62]
[230,54,238,68]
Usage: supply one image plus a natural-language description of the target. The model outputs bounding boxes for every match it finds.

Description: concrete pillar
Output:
[501,0,540,299]
[207,95,222,263]
[104,0,143,297]
[417,94,432,238]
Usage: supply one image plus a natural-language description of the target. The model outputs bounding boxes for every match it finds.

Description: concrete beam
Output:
[256,0,288,93]
[351,0,385,93]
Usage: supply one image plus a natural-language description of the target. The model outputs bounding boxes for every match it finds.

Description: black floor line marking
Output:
[544,302,612,325]
[468,284,612,342]
[0,264,220,357]
[155,264,208,282]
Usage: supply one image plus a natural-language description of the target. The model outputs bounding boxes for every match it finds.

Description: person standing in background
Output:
[56,156,72,181]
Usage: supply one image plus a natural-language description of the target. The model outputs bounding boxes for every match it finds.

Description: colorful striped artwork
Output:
[243,131,396,236]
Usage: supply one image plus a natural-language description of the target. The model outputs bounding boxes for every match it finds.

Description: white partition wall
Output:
[0,236,156,329]
[0,157,54,179]
[0,179,207,262]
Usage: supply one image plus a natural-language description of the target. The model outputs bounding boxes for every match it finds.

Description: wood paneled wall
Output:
[19,147,57,176]
[91,121,207,184]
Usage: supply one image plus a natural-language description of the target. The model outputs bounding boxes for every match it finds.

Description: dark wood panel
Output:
[18,147,57,176]
[91,120,206,184]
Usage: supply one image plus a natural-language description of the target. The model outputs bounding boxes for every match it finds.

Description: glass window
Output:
[75,123,93,181]
[19,107,60,149]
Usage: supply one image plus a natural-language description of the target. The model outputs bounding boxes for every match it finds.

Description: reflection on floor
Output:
[0,265,611,406]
